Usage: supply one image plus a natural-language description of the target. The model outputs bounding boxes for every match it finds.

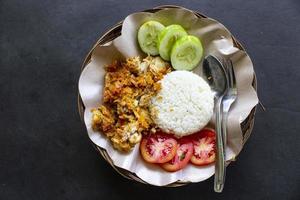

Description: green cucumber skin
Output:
[170,35,204,71]
[137,21,165,55]
[158,25,188,61]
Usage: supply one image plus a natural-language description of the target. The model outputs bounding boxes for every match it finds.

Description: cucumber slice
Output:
[170,35,203,71]
[138,21,165,55]
[158,25,188,61]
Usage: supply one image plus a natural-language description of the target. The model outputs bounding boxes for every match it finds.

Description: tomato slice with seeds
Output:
[190,129,216,166]
[161,138,193,172]
[140,133,178,164]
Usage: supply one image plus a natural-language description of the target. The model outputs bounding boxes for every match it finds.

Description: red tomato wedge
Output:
[190,129,216,166]
[140,133,178,164]
[161,138,193,172]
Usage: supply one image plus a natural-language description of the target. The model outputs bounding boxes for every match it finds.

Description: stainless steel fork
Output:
[214,58,237,193]
[222,60,238,147]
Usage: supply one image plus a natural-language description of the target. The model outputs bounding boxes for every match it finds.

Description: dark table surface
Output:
[1,0,300,199]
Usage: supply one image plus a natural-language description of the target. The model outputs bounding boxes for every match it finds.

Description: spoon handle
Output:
[214,98,225,193]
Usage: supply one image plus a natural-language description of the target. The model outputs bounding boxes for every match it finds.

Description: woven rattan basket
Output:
[77,5,257,187]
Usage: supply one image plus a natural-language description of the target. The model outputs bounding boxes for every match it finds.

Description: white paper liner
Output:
[78,8,258,186]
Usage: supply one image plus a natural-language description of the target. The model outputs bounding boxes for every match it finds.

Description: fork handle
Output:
[221,109,228,147]
[214,98,226,193]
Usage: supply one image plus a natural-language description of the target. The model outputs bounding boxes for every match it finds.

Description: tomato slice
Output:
[190,129,216,166]
[140,133,178,164]
[161,138,193,172]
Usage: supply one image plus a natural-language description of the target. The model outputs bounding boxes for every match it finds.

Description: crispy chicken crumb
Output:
[92,56,171,152]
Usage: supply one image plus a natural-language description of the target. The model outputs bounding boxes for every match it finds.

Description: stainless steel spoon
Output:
[203,55,228,193]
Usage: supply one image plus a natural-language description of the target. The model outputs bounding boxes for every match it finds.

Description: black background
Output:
[1,0,300,199]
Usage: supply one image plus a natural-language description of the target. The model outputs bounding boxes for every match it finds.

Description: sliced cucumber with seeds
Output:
[138,21,165,55]
[170,35,203,71]
[158,25,188,61]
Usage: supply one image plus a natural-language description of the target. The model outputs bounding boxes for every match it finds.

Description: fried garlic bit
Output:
[91,56,171,152]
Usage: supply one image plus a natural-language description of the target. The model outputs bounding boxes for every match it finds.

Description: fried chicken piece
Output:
[91,56,172,152]
[91,105,115,132]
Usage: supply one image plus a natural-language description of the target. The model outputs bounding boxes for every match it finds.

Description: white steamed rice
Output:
[150,71,214,137]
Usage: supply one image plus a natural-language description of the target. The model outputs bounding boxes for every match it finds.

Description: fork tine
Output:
[221,57,230,84]
[225,59,232,88]
[226,60,233,88]
[215,56,237,90]
[229,60,236,88]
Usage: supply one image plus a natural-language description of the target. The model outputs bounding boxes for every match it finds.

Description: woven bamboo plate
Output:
[77,5,257,187]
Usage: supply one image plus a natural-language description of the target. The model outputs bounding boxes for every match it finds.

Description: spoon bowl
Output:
[203,55,228,97]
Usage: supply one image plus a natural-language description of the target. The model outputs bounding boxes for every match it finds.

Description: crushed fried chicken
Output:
[91,56,171,152]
